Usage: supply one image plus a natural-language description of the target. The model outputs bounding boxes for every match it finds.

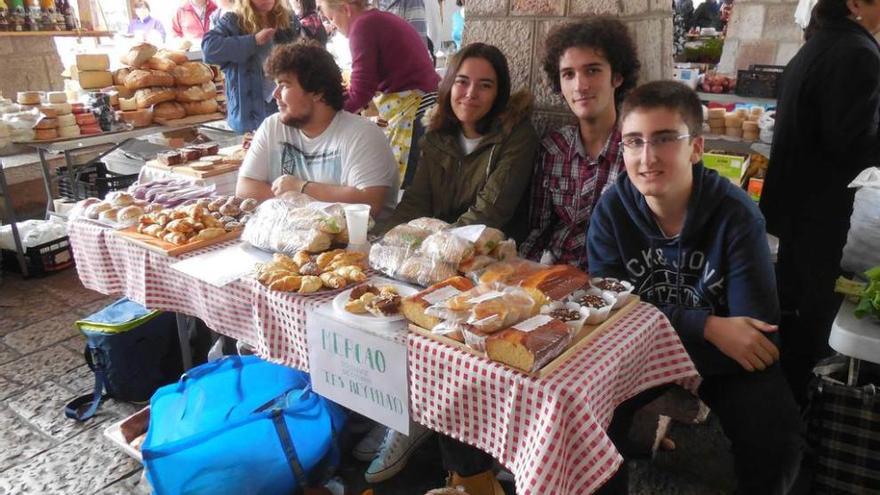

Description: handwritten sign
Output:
[306,308,410,434]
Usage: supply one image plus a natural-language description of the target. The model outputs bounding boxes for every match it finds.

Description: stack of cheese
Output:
[706,106,765,142]
[71,102,101,136]
[69,54,114,91]
[43,91,78,139]
[116,43,218,125]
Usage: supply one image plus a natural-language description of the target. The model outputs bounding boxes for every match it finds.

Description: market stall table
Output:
[68,218,700,495]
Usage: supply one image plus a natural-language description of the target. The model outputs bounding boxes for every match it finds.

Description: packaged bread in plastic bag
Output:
[242,198,336,253]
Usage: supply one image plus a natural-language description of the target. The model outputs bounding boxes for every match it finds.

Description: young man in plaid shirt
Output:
[520,17,640,270]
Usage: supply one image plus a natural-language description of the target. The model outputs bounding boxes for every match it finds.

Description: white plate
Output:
[331,277,418,324]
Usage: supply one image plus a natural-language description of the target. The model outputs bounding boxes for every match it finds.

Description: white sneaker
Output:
[353,423,389,461]
[364,422,433,483]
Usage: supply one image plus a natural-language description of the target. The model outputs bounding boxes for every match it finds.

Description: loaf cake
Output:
[485,315,571,372]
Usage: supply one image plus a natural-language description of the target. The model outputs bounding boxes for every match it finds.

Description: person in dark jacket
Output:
[379,43,539,241]
[293,0,328,44]
[202,0,300,133]
[588,81,802,495]
[690,0,721,29]
[759,0,880,405]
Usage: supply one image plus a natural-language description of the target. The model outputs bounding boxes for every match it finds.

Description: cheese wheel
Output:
[35,118,58,129]
[71,103,88,114]
[119,97,138,111]
[724,116,743,128]
[709,126,724,135]
[47,102,72,115]
[735,108,748,119]
[79,124,102,135]
[17,91,41,105]
[750,107,764,116]
[57,113,76,127]
[35,128,58,140]
[75,112,97,125]
[38,106,58,118]
[742,131,759,142]
[725,127,744,138]
[707,108,726,119]
[742,121,759,132]
[708,118,725,128]
[46,91,67,104]
[58,124,81,138]
[76,53,111,71]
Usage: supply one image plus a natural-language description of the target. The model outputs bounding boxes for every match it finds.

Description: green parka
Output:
[381,91,539,240]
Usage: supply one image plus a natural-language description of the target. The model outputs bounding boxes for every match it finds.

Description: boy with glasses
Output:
[588,81,802,494]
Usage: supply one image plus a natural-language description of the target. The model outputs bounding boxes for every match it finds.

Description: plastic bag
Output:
[242,198,342,254]
[0,218,67,250]
[842,178,880,274]
[427,283,542,335]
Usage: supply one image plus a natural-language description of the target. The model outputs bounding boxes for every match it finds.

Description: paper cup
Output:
[343,204,371,246]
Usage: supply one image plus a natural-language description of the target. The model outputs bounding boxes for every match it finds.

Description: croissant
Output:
[193,227,225,241]
[166,218,195,233]
[299,261,322,276]
[163,232,188,245]
[329,252,367,270]
[142,224,164,237]
[269,276,302,292]
[272,253,300,273]
[344,297,368,313]
[299,276,323,293]
[335,265,367,282]
[316,249,347,269]
[293,251,312,267]
[319,272,347,289]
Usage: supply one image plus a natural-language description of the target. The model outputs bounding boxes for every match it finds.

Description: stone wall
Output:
[463,0,675,134]
[717,0,803,76]
[0,36,65,100]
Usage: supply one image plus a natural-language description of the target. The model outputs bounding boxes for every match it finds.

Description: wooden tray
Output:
[154,113,226,127]
[409,295,641,378]
[113,226,242,256]
[145,159,241,178]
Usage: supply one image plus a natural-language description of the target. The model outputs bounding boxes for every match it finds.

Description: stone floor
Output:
[0,267,743,495]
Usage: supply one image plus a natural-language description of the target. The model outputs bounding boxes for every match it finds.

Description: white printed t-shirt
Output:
[238,110,400,216]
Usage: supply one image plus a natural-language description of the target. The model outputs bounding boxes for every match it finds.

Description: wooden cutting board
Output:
[408,295,641,378]
[113,226,242,256]
[145,159,241,178]
[153,112,226,127]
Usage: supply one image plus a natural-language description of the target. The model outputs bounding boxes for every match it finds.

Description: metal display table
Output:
[829,300,880,385]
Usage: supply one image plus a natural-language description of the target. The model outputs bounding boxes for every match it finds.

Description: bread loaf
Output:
[402,276,475,329]
[176,81,217,102]
[172,62,213,86]
[124,69,175,90]
[485,316,571,372]
[157,49,188,64]
[153,101,186,120]
[135,87,176,109]
[120,43,158,68]
[515,264,590,300]
[143,56,177,72]
[118,109,153,128]
[113,68,132,86]
[182,98,218,116]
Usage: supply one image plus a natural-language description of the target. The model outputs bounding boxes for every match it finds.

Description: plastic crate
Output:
[57,162,138,201]
[735,65,784,99]
[1,236,74,277]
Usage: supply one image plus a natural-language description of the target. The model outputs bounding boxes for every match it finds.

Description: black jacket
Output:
[761,19,880,238]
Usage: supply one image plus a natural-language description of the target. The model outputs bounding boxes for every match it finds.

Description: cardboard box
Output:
[703,150,749,183]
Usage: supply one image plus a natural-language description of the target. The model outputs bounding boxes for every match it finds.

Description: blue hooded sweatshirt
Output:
[587,163,780,375]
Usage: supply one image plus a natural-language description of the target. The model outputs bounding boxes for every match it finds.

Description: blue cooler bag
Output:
[143,355,346,495]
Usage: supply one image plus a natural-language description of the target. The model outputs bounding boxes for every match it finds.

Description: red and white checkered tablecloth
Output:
[68,218,700,495]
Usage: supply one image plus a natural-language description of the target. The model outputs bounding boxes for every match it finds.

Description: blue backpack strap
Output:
[271,408,309,490]
[64,346,110,422]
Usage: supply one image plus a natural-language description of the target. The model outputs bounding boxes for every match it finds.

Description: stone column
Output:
[464,0,675,134]
[717,0,803,75]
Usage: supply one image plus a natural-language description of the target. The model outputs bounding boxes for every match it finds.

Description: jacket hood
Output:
[615,162,728,244]
[423,90,534,135]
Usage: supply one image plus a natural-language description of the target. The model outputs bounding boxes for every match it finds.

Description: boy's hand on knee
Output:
[704,316,780,372]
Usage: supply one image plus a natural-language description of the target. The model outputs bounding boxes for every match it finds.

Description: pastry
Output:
[172,62,213,86]
[293,251,311,267]
[485,316,571,372]
[240,198,258,213]
[120,43,158,68]
[316,248,347,269]
[319,271,346,289]
[334,265,367,282]
[152,101,186,120]
[117,205,144,224]
[193,227,226,241]
[182,98,218,116]
[299,261,322,276]
[365,291,401,317]
[124,69,175,90]
[110,192,135,208]
[163,231,189,245]
[85,202,112,219]
[136,88,177,109]
[195,142,220,155]
[298,275,323,293]
[269,275,302,292]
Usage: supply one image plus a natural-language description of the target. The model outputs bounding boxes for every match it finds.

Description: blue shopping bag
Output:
[143,355,346,495]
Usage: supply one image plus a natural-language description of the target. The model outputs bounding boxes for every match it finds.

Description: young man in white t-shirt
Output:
[236,42,399,218]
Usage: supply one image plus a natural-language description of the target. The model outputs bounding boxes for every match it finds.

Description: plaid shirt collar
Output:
[568,126,622,166]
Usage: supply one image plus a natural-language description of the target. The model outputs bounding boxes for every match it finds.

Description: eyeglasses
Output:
[620,133,691,152]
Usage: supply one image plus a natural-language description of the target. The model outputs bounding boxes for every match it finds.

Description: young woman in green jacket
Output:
[380,42,539,242]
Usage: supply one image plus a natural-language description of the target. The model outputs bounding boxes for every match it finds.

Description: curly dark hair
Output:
[430,42,511,135]
[263,41,344,111]
[542,17,640,107]
[620,80,704,136]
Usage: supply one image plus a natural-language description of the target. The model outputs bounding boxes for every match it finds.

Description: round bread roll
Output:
[35,128,58,140]
[35,118,58,129]
[135,87,176,109]
[17,91,41,105]
[47,91,67,104]
[110,192,135,208]
[86,202,113,219]
[117,205,144,223]
[99,207,120,222]
[172,62,213,86]
[157,49,189,64]
[153,101,186,120]
[182,98,218,116]
[124,69,175,90]
[176,82,217,103]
